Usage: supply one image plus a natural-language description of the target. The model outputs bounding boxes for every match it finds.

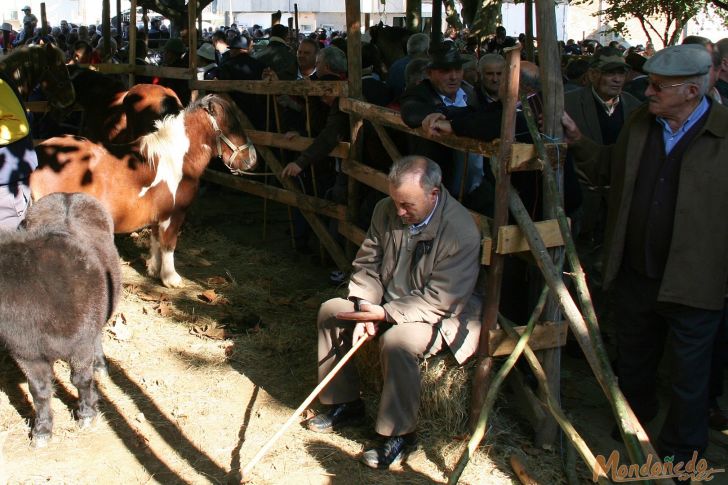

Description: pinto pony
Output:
[68,68,182,143]
[0,193,121,447]
[31,94,257,288]
[0,44,75,109]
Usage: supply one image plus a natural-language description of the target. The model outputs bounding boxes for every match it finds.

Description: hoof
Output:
[93,364,109,377]
[31,434,51,449]
[78,416,95,430]
[146,258,161,277]
[161,271,183,288]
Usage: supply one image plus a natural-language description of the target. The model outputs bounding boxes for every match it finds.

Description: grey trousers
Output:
[0,183,31,231]
[317,297,446,436]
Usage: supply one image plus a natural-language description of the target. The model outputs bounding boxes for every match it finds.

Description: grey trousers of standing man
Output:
[317,297,447,437]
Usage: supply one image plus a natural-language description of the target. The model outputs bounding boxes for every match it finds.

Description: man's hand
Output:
[262,67,279,81]
[421,112,446,136]
[281,162,303,177]
[352,321,379,345]
[336,302,386,322]
[561,112,582,144]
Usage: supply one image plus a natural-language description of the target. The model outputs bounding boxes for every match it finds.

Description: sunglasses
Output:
[647,79,696,93]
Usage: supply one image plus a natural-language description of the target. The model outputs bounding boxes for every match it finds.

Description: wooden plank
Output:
[134,65,193,79]
[232,110,351,271]
[341,158,389,195]
[189,80,348,97]
[481,237,493,266]
[489,321,568,357]
[339,97,561,172]
[202,169,346,221]
[371,123,402,162]
[338,220,366,247]
[496,218,566,255]
[246,130,350,158]
[25,101,85,113]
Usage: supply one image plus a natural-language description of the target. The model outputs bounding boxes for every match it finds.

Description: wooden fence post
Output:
[469,46,521,430]
[534,0,566,449]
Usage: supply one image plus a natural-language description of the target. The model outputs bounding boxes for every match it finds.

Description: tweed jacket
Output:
[570,101,728,310]
[347,188,482,364]
[565,87,642,186]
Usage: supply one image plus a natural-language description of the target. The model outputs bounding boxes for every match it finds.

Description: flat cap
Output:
[643,44,712,77]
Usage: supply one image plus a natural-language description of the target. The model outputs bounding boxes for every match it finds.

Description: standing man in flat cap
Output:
[563,44,728,466]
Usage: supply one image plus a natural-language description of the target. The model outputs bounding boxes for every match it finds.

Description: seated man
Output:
[307,156,482,469]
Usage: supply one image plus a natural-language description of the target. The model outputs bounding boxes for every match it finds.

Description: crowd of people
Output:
[2,9,728,477]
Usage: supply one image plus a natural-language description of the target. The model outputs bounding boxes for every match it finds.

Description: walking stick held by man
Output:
[240,306,378,482]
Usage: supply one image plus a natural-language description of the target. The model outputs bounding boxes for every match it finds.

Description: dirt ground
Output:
[1,186,727,484]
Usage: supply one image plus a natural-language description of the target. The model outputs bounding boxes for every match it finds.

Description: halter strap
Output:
[207,113,255,175]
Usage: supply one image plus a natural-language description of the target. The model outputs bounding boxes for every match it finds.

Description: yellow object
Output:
[0,78,30,146]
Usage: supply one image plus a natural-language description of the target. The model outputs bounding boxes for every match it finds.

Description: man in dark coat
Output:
[253,24,297,80]
[564,48,642,285]
[218,35,266,129]
[563,44,728,466]
[399,44,480,195]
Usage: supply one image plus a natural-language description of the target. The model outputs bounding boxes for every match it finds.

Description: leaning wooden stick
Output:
[240,333,368,482]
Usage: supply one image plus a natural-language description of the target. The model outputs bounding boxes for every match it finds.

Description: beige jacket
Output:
[348,188,482,363]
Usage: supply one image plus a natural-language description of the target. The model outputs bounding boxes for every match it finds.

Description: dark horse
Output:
[0,193,121,447]
[369,22,413,67]
[30,94,257,288]
[68,68,183,143]
[0,44,75,109]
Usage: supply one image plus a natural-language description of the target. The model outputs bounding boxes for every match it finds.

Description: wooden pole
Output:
[240,335,368,482]
[187,0,198,100]
[533,0,566,449]
[524,0,535,62]
[431,0,443,44]
[468,45,521,430]
[188,0,198,69]
[102,0,111,60]
[116,0,122,41]
[40,3,48,36]
[406,0,422,32]
[129,0,137,87]
[294,4,299,40]
[345,0,363,256]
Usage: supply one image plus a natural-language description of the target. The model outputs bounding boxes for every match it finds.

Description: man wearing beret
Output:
[563,44,728,466]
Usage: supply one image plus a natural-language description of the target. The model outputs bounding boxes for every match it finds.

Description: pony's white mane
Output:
[137,112,190,202]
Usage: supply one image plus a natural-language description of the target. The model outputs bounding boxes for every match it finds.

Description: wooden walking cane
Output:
[241,332,368,482]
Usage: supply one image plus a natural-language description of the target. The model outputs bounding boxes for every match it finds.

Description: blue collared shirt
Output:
[656,96,710,154]
[439,88,468,108]
[408,194,440,236]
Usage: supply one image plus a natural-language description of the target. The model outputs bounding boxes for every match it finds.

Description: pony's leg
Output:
[158,213,185,288]
[70,353,98,430]
[15,358,54,447]
[93,332,108,376]
[146,223,162,278]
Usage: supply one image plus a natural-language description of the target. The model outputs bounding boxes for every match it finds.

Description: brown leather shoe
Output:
[708,406,728,431]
